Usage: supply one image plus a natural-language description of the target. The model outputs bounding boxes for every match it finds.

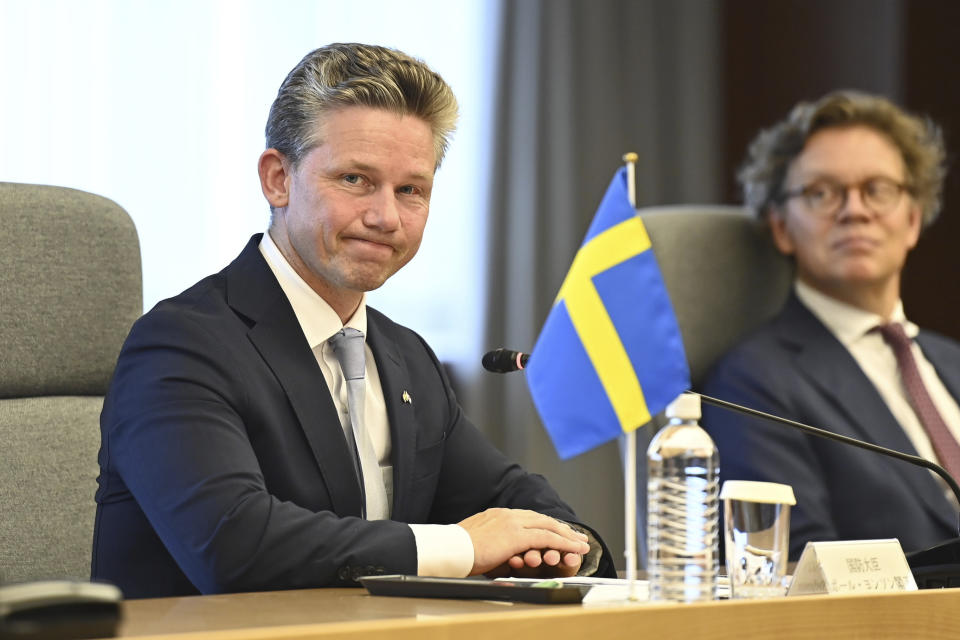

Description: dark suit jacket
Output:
[701,293,960,559]
[93,235,613,598]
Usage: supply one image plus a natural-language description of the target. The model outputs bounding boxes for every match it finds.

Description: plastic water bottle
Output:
[647,392,720,602]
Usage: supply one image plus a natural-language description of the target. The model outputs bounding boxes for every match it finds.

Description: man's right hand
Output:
[457,508,590,576]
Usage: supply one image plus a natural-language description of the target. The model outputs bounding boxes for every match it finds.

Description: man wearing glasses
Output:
[702,91,960,559]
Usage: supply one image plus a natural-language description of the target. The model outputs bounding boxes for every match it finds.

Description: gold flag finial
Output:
[622,152,638,164]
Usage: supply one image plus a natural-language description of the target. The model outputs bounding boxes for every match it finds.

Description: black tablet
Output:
[359,575,590,604]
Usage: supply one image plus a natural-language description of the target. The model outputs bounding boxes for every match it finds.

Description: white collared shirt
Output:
[796,280,960,503]
[258,232,473,577]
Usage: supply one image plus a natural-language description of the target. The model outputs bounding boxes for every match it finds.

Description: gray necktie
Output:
[328,328,389,519]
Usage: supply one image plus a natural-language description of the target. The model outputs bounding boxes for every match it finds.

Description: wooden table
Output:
[116,586,960,639]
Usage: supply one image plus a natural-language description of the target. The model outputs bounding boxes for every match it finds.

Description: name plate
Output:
[787,539,917,596]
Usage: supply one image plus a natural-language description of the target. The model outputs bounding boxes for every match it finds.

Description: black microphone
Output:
[477,353,960,508]
[482,348,530,373]
[478,350,960,586]
[698,392,960,589]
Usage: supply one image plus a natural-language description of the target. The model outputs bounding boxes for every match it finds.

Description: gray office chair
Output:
[0,182,141,584]
[629,204,794,565]
[643,205,794,389]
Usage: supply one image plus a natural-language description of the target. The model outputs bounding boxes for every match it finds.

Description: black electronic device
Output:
[0,580,122,639]
[359,575,589,604]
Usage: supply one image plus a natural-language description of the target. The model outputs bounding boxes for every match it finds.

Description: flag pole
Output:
[622,151,641,600]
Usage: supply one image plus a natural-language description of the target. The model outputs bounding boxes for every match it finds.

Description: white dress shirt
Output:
[796,280,960,504]
[258,232,473,577]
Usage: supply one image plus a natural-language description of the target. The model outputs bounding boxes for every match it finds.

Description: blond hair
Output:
[265,43,459,170]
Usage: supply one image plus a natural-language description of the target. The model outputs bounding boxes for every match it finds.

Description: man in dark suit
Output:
[702,91,960,559]
[93,43,614,598]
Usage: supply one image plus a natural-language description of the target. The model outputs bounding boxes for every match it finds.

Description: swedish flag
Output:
[526,167,690,459]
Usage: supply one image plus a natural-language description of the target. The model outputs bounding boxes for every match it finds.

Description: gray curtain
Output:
[466,0,725,565]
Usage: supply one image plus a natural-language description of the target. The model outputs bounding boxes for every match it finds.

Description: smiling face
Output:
[259,106,436,320]
[769,125,922,316]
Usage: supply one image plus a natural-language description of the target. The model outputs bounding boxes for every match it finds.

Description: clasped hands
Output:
[458,508,589,578]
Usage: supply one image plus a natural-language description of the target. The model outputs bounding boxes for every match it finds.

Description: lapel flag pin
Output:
[402,390,412,404]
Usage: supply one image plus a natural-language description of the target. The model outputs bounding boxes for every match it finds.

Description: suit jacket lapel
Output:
[365,310,418,521]
[916,331,960,513]
[777,294,955,530]
[780,296,914,450]
[919,333,960,404]
[223,235,364,517]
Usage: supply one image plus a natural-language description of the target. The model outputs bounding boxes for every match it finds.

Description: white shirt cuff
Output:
[409,524,474,577]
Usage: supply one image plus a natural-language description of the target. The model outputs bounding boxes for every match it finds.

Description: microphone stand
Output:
[698,393,960,512]
[698,392,960,588]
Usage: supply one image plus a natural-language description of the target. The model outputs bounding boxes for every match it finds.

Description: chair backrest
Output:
[0,182,141,584]
[628,204,793,567]
[641,205,793,388]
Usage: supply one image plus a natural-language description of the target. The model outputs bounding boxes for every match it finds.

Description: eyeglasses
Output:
[779,176,910,217]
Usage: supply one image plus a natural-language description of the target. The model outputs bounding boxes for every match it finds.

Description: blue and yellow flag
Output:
[526,167,690,459]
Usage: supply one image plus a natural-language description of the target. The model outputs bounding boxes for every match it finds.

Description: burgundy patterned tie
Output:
[878,323,960,480]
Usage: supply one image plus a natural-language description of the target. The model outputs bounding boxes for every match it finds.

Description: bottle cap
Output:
[665,392,700,420]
